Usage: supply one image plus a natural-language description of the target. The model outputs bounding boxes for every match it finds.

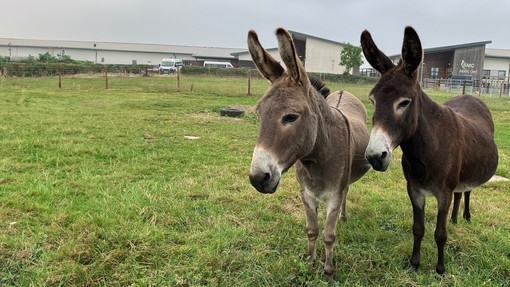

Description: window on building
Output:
[430,67,439,79]
[498,70,506,79]
[483,69,491,79]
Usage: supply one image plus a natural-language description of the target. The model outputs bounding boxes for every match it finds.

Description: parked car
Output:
[203,61,233,68]
[159,58,183,74]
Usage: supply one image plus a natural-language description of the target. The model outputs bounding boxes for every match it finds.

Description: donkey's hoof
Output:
[408,258,420,271]
[326,275,335,285]
[323,270,335,284]
[436,265,446,275]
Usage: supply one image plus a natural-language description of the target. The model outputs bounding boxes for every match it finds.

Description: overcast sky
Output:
[2,0,509,57]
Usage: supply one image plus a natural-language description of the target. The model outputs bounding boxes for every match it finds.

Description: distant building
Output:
[2,34,508,79]
[386,41,510,81]
[233,30,350,74]
[0,38,245,67]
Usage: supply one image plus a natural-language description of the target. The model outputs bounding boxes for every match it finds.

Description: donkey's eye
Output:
[368,95,375,105]
[282,114,299,125]
[397,99,411,109]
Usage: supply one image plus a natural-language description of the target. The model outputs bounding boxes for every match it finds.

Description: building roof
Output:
[0,37,246,60]
[230,31,344,58]
[485,48,510,59]
[231,47,277,57]
[389,40,493,58]
[288,30,345,46]
[0,30,344,60]
[423,41,492,53]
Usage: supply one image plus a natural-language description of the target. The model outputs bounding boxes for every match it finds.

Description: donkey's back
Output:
[326,91,370,184]
[444,95,498,186]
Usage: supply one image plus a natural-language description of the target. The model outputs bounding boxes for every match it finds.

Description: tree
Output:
[38,52,54,63]
[340,43,363,75]
[37,52,74,63]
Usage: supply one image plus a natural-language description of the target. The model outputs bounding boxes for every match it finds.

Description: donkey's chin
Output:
[371,161,390,172]
[366,154,391,172]
[256,181,280,194]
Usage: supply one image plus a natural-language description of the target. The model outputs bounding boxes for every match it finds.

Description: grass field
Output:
[0,75,509,286]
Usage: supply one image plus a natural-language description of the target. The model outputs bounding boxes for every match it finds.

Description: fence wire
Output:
[422,78,510,97]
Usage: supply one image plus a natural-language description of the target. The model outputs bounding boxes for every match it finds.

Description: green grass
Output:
[0,75,508,286]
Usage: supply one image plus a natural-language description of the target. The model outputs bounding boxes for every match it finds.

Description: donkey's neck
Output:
[301,92,342,163]
[401,90,457,158]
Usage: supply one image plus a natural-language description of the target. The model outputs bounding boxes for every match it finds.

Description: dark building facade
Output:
[390,41,492,80]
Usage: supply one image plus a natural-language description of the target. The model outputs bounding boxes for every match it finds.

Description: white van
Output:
[203,61,233,68]
[159,58,183,74]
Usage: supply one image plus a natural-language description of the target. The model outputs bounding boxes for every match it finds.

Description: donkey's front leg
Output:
[435,191,453,274]
[323,192,343,277]
[301,189,319,261]
[407,185,425,270]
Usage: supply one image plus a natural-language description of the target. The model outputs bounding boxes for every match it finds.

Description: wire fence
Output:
[1,62,508,97]
[0,62,380,90]
[422,77,510,97]
[0,62,150,77]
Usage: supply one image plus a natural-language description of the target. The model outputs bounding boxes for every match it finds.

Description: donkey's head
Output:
[361,26,423,171]
[248,28,320,194]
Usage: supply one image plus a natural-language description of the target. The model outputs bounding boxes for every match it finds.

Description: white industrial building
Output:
[0,37,245,67]
[0,30,349,74]
[1,31,509,77]
[233,30,349,74]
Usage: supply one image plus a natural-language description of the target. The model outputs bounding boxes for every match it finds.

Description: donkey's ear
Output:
[360,30,395,74]
[401,26,423,76]
[276,28,308,85]
[248,30,284,82]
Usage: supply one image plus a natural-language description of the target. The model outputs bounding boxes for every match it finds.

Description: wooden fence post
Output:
[247,70,251,96]
[176,69,180,91]
[58,65,62,89]
[105,66,109,90]
[462,81,466,95]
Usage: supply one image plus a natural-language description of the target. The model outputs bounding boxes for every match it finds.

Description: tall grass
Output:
[0,75,508,286]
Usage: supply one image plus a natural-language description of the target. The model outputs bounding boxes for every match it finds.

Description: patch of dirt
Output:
[188,105,256,123]
[488,175,510,182]
[189,113,245,123]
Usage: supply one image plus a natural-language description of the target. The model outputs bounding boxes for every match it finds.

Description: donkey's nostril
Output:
[262,173,271,186]
[249,172,271,190]
[366,150,390,172]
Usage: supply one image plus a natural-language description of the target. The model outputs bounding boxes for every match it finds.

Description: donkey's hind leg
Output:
[323,189,345,278]
[463,191,471,222]
[339,187,348,222]
[301,188,319,262]
[450,192,462,224]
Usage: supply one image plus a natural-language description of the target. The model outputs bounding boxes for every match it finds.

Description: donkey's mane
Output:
[309,76,330,98]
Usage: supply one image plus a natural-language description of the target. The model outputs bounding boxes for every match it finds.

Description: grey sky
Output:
[2,0,509,56]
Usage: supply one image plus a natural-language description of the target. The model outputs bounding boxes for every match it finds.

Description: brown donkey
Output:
[361,26,498,274]
[248,28,370,277]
